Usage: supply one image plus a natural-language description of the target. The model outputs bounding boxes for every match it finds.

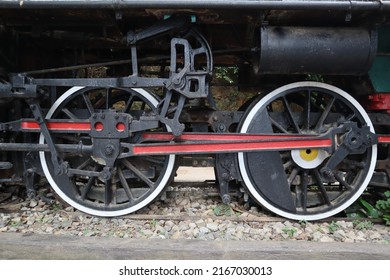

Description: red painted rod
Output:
[20,120,390,153]
[140,132,311,141]
[378,136,390,144]
[21,120,90,131]
[131,138,333,156]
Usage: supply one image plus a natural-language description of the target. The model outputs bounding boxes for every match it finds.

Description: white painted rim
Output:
[238,81,377,221]
[39,87,175,217]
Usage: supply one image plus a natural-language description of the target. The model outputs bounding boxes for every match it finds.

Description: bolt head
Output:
[105,145,114,156]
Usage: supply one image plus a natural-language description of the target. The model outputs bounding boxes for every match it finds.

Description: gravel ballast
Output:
[0,183,389,244]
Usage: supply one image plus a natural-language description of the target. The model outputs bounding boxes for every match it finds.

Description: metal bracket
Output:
[321,123,378,180]
[169,37,209,98]
[126,16,189,45]
[0,75,37,98]
[90,111,130,139]
[215,153,241,204]
[27,99,66,175]
[158,90,186,136]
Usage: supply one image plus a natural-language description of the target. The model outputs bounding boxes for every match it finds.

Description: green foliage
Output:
[328,221,340,233]
[214,66,238,84]
[375,191,390,226]
[352,220,374,230]
[213,204,233,216]
[305,74,324,82]
[347,192,390,226]
[49,203,62,211]
[150,219,157,229]
[360,198,380,219]
[282,226,297,238]
[299,220,307,230]
[9,220,22,228]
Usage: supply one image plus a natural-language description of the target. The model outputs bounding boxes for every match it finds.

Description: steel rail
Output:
[0,0,388,11]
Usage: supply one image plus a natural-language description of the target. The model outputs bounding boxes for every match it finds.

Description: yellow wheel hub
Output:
[291,148,329,169]
[299,149,319,161]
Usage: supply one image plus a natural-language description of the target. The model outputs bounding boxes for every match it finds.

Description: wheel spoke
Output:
[123,95,134,113]
[346,113,356,122]
[313,169,331,206]
[334,172,353,191]
[270,116,289,133]
[122,159,155,189]
[81,167,100,199]
[283,160,293,169]
[118,167,135,202]
[304,90,311,130]
[81,177,95,200]
[62,108,78,120]
[315,96,335,132]
[288,168,299,185]
[282,96,301,133]
[82,92,95,116]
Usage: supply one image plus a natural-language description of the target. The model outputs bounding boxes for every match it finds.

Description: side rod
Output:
[1,132,387,156]
[121,136,333,157]
[5,119,389,157]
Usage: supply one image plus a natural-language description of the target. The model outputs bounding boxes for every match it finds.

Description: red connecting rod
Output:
[19,119,390,156]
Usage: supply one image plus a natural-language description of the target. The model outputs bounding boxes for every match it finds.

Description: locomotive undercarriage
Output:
[1,8,390,220]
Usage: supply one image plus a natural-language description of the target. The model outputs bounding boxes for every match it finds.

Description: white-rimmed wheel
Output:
[238,82,377,221]
[39,87,175,217]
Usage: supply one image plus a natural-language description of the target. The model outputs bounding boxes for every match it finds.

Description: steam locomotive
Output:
[0,0,389,220]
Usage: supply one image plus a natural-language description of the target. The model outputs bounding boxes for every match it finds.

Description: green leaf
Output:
[376,200,389,210]
[359,198,380,219]
[383,215,390,226]
[213,204,233,216]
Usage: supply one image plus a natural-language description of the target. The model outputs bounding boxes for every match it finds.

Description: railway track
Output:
[0,183,383,224]
[0,177,389,243]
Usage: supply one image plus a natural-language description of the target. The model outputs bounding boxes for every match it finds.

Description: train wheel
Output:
[238,81,377,220]
[39,87,175,217]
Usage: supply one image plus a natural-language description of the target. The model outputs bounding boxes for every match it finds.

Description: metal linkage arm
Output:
[320,124,378,180]
[126,16,189,45]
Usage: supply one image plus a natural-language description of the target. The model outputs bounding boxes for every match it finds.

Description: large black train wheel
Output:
[238,82,377,220]
[39,87,175,217]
